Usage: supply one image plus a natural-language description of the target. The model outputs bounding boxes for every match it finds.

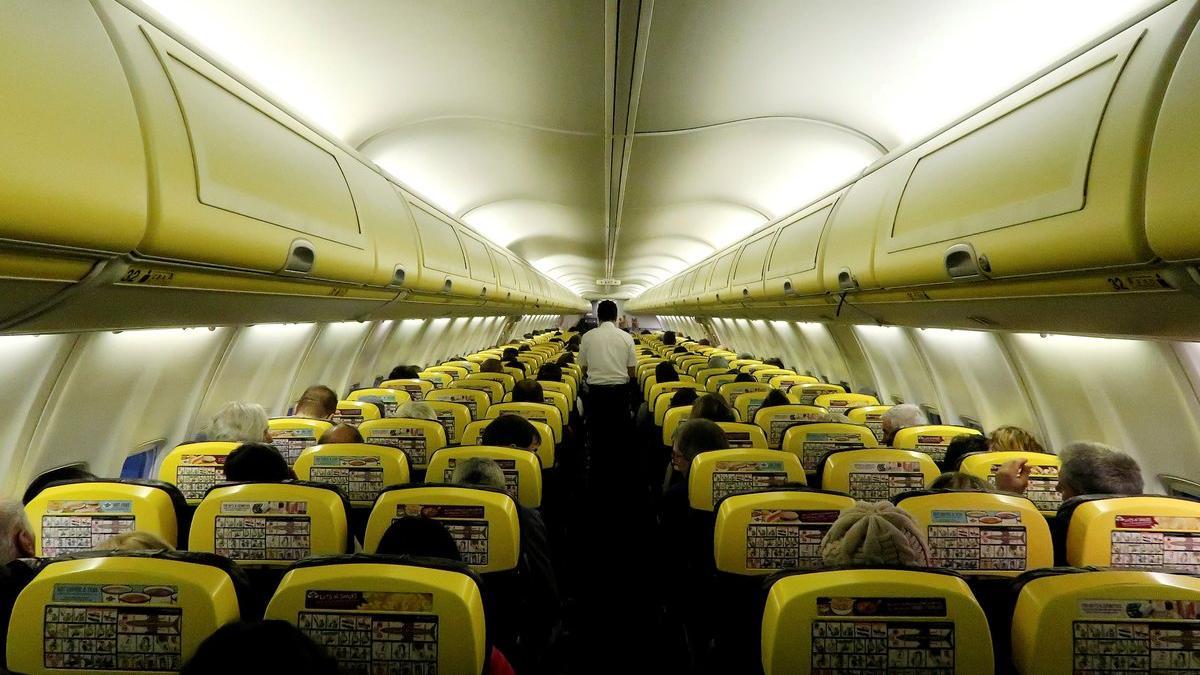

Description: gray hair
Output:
[0,500,33,564]
[881,404,928,434]
[707,355,729,370]
[1060,441,1143,495]
[395,401,437,421]
[208,401,269,443]
[451,457,506,491]
[819,412,854,425]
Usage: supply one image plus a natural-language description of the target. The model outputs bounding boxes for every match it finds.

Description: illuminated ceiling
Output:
[140,0,1157,300]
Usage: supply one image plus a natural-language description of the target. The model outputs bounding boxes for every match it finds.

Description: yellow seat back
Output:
[653,389,696,426]
[443,360,480,373]
[767,374,820,393]
[503,366,526,381]
[687,449,806,511]
[895,491,1053,576]
[1012,569,1200,675]
[752,368,796,383]
[423,400,472,446]
[705,374,737,393]
[418,371,453,389]
[453,378,504,404]
[461,419,555,469]
[426,446,543,508]
[753,404,827,449]
[359,418,447,470]
[648,381,702,409]
[1064,495,1200,570]
[380,378,434,401]
[762,569,994,675]
[538,380,574,404]
[821,448,940,500]
[732,390,772,424]
[728,359,762,370]
[715,422,769,449]
[346,388,413,417]
[7,553,241,674]
[486,402,563,443]
[189,482,349,567]
[426,364,468,381]
[157,441,240,505]
[714,489,855,574]
[893,425,984,463]
[332,400,382,426]
[718,381,772,404]
[694,367,727,388]
[790,383,847,406]
[781,422,879,472]
[426,387,490,420]
[26,481,182,554]
[264,558,486,675]
[364,485,520,572]
[662,406,693,445]
[499,390,570,423]
[268,417,334,465]
[958,451,1063,514]
[293,443,411,508]
[846,404,893,443]
[467,371,516,392]
[813,392,880,415]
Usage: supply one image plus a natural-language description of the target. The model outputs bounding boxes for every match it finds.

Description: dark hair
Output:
[675,419,730,463]
[388,365,420,380]
[662,331,676,346]
[181,620,338,675]
[942,434,991,471]
[482,414,538,450]
[691,394,736,423]
[376,517,462,561]
[518,345,531,353]
[764,357,784,368]
[929,472,991,491]
[297,385,337,418]
[672,346,688,354]
[556,353,575,366]
[502,347,519,361]
[537,364,563,382]
[698,339,711,346]
[759,389,791,411]
[597,300,618,322]
[669,388,700,409]
[512,379,544,404]
[734,373,756,383]
[480,358,504,373]
[23,465,95,505]
[655,361,679,384]
[224,443,292,482]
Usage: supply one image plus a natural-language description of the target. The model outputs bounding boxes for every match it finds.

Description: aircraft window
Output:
[121,439,166,479]
[958,415,985,433]
[920,404,943,425]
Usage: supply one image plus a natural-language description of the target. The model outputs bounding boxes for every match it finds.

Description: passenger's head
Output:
[502,347,519,361]
[451,457,507,491]
[737,352,754,360]
[536,363,562,383]
[655,361,679,384]
[707,355,729,370]
[942,434,990,470]
[294,385,337,420]
[929,472,991,492]
[880,404,928,446]
[376,517,462,561]
[518,345,531,353]
[1058,441,1143,499]
[181,620,338,675]
[480,358,504,373]
[482,414,540,452]
[758,389,791,411]
[662,331,676,345]
[96,530,174,552]
[0,500,35,564]
[670,387,700,409]
[819,412,854,425]
[989,425,1045,455]
[764,357,784,368]
[388,365,420,380]
[208,401,271,443]
[691,393,736,423]
[512,379,544,404]
[317,423,363,445]
[672,419,729,475]
[22,465,95,505]
[556,353,575,366]
[395,401,437,421]
[733,372,756,383]
[819,501,931,567]
[698,339,711,346]
[223,443,292,482]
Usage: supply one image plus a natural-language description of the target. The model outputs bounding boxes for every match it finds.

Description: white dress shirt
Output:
[578,321,637,385]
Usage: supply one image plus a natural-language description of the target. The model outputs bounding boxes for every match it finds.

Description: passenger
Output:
[206,401,272,443]
[0,501,35,564]
[942,434,990,470]
[929,472,991,492]
[502,347,519,361]
[989,425,1046,455]
[556,353,575,366]
[668,419,729,480]
[387,365,420,380]
[654,361,680,384]
[481,414,541,452]
[669,387,700,409]
[376,516,460,560]
[995,441,1142,499]
[733,372,756,383]
[223,443,293,482]
[292,385,337,420]
[880,403,928,446]
[662,331,676,346]
[504,358,526,374]
[819,412,854,424]
[181,620,338,675]
[22,465,95,505]
[566,335,581,352]
[95,530,174,551]
[317,423,363,445]
[480,358,504,373]
[395,401,437,421]
[698,339,711,347]
[518,345,532,353]
[691,393,737,423]
[512,379,544,404]
[536,363,563,382]
[672,346,688,354]
[763,357,785,369]
[737,352,755,360]
[819,501,931,566]
[707,354,729,370]
[757,389,791,411]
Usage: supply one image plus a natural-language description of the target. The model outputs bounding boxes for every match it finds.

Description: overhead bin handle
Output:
[837,267,859,291]
[390,265,406,287]
[944,243,991,280]
[283,239,316,274]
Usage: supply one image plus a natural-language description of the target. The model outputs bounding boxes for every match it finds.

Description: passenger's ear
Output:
[17,529,35,558]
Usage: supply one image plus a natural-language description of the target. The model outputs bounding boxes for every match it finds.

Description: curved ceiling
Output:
[141,0,1157,300]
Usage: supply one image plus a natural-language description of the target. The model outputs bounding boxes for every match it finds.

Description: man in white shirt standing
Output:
[578,300,637,491]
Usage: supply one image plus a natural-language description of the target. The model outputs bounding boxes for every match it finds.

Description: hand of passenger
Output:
[994,458,1031,493]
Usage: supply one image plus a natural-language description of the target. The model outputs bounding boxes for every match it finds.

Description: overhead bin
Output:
[730,231,772,302]
[338,162,422,290]
[762,194,841,300]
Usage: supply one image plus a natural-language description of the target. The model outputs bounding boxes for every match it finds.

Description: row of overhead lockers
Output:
[629,1,1200,340]
[0,0,584,334]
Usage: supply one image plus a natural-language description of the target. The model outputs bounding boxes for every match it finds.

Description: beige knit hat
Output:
[819,501,931,567]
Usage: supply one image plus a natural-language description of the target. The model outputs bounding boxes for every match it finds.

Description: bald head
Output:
[0,500,34,564]
[318,424,364,445]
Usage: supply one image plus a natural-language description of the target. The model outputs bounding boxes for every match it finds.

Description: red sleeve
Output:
[489,647,517,675]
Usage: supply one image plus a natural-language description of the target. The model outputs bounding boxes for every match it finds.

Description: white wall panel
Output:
[797,323,854,385]
[201,323,318,420]
[290,321,373,399]
[350,321,399,387]
[853,325,938,407]
[0,334,79,495]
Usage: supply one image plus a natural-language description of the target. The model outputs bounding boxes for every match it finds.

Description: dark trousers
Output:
[584,382,634,494]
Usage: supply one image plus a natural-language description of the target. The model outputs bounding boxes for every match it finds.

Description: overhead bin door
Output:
[763,199,837,299]
[731,233,772,301]
[411,204,468,279]
[708,251,736,293]
[461,233,496,286]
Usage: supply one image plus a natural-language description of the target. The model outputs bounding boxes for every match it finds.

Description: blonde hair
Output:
[989,426,1045,455]
[96,531,174,552]
[208,401,269,443]
[395,401,437,421]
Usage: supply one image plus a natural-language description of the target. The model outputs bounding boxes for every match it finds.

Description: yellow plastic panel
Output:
[733,391,772,426]
[268,418,334,466]
[190,482,348,566]
[332,400,382,426]
[461,419,555,469]
[718,382,772,403]
[486,402,563,443]
[715,422,769,449]
[426,446,543,508]
[753,405,827,449]
[347,388,413,418]
[893,425,983,463]
[409,202,468,277]
[359,418,446,470]
[264,561,486,675]
[791,383,847,406]
[424,400,472,446]
[959,451,1062,514]
[1012,570,1200,675]
[752,368,796,383]
[363,485,519,572]
[26,482,179,555]
[426,365,468,382]
[814,392,880,415]
[501,390,570,424]
[427,388,490,421]
[821,449,940,500]
[761,569,993,675]
[1064,496,1200,570]
[767,374,820,393]
[468,371,515,393]
[687,449,805,512]
[782,423,879,472]
[7,555,240,674]
[293,443,410,508]
[895,491,1052,576]
[762,201,836,298]
[714,490,854,575]
[157,441,239,505]
[706,374,737,393]
[1147,17,1200,261]
[538,380,573,403]
[0,1,146,251]
[419,371,453,389]
[453,378,503,404]
[380,378,433,401]
[443,360,480,373]
[662,407,693,446]
[847,405,894,443]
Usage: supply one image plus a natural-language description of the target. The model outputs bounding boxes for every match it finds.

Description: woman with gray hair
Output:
[394,401,437,421]
[206,401,271,443]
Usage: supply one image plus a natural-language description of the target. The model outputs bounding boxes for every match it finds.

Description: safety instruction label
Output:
[927,510,1027,571]
[41,501,136,557]
[863,415,885,443]
[434,412,457,443]
[393,383,426,401]
[746,509,838,570]
[366,428,429,466]
[43,603,182,671]
[1111,516,1200,573]
[712,460,790,503]
[724,431,755,448]
[745,398,766,421]
[300,590,437,674]
[214,501,310,561]
[358,396,398,418]
[913,435,951,462]
[848,462,925,500]
[987,463,1061,511]
[797,388,836,406]
[810,620,954,674]
[768,413,820,448]
[396,504,489,566]
[444,459,519,499]
[331,408,365,425]
[310,455,384,502]
[800,433,868,471]
[1073,621,1200,673]
[270,427,318,465]
[175,454,227,501]
[441,395,478,419]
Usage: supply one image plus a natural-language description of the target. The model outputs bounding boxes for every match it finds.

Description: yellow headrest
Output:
[688,449,806,511]
[264,558,486,674]
[715,422,769,449]
[364,485,520,572]
[752,405,827,449]
[820,449,940,500]
[958,451,1062,514]
[380,378,434,401]
[752,368,796,383]
[426,365,468,381]
[26,482,181,555]
[813,392,880,414]
[502,366,526,380]
[359,418,447,470]
[346,388,412,417]
[426,446,543,508]
[1064,495,1200,569]
[442,360,480,373]
[157,441,240,505]
[500,390,571,423]
[268,417,334,465]
[189,482,349,567]
[780,422,878,472]
[537,380,573,401]
[647,381,702,407]
[713,490,855,575]
[332,400,382,426]
[293,443,411,508]
[767,374,820,391]
[419,371,453,389]
[894,491,1053,576]
[695,368,728,388]
[846,404,893,443]
[486,402,563,443]
[1012,569,1200,675]
[892,425,983,463]
[705,374,737,393]
[426,388,490,421]
[717,382,772,401]
[461,419,555,469]
[732,391,773,425]
[728,359,762,368]
[662,407,693,445]
[453,378,504,404]
[761,569,994,675]
[7,554,241,674]
[790,383,847,406]
[423,400,472,445]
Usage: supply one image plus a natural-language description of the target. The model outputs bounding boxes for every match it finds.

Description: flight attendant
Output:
[578,300,637,491]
